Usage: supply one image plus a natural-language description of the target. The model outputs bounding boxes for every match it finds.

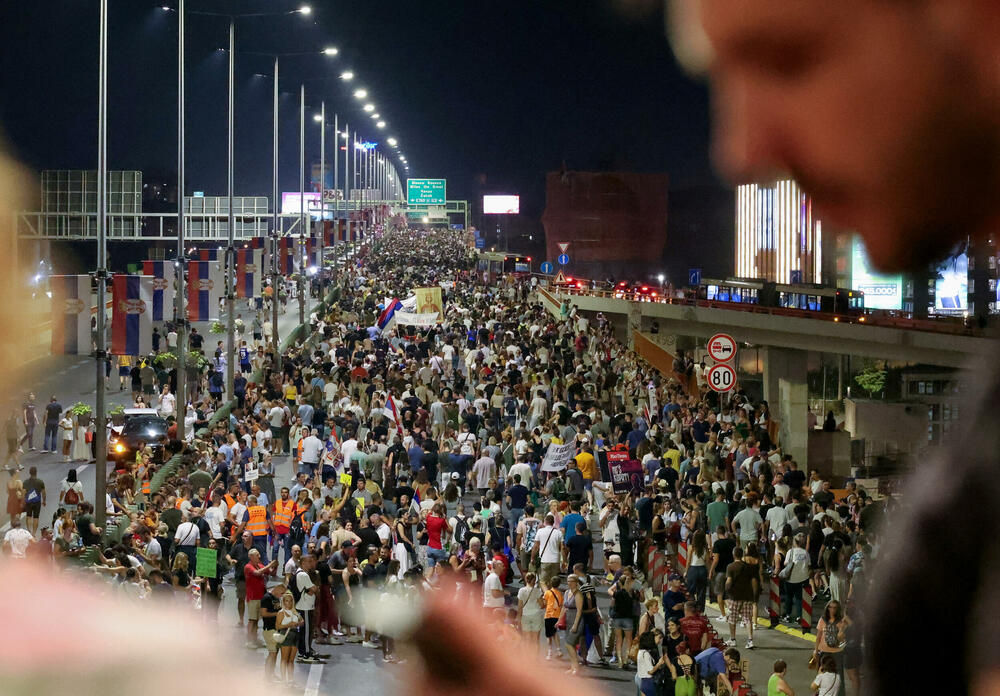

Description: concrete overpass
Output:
[539,288,995,369]
[537,286,997,470]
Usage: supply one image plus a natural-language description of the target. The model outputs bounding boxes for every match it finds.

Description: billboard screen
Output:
[281,192,334,220]
[935,253,968,313]
[483,195,520,215]
[851,236,902,310]
[406,179,447,205]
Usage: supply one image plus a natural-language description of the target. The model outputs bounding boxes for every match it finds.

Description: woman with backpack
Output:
[60,469,84,507]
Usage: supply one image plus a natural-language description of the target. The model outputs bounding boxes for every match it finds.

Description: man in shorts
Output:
[259,580,287,681]
[724,547,758,649]
[226,532,255,627]
[22,466,45,536]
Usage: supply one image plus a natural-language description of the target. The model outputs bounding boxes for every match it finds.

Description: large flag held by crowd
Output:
[142,260,175,321]
[50,275,91,355]
[187,260,223,322]
[377,298,403,330]
[111,274,153,356]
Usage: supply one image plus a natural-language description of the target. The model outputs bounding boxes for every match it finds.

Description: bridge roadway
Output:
[539,287,996,368]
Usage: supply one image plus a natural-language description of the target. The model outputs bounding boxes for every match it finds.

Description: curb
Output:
[705,601,817,644]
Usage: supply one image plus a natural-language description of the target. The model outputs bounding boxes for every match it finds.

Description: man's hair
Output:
[684,600,697,612]
[733,547,744,559]
[773,660,786,674]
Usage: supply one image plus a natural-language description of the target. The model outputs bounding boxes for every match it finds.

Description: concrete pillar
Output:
[627,305,641,350]
[762,347,809,469]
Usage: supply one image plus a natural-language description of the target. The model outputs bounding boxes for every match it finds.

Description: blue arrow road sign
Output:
[558,254,570,265]
[540,261,554,274]
[688,268,702,286]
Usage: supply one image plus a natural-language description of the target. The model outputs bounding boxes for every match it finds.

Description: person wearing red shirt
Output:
[425,503,450,569]
[678,601,710,655]
[243,548,278,648]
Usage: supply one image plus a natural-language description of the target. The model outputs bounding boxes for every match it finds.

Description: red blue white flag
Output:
[142,260,175,321]
[111,274,153,356]
[187,261,223,322]
[236,248,262,299]
[198,248,220,261]
[50,275,91,355]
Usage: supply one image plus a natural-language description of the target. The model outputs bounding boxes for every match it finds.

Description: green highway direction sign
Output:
[407,178,447,205]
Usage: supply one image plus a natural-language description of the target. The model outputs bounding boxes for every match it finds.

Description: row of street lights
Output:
[90,1,410,525]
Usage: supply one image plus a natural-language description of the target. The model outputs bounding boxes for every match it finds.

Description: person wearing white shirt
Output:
[2,520,34,558]
[158,387,176,419]
[508,460,534,490]
[765,499,790,540]
[483,563,505,609]
[531,515,563,586]
[299,429,324,476]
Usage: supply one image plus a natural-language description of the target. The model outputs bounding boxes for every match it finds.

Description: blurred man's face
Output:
[697,0,1000,272]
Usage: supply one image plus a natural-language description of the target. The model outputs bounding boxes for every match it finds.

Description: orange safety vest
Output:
[224,494,237,510]
[175,497,187,510]
[142,479,151,496]
[246,505,268,536]
[273,499,295,530]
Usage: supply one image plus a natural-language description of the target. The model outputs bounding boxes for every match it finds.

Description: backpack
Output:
[504,397,517,416]
[64,486,80,506]
[520,518,540,553]
[289,512,306,547]
[26,488,41,505]
[549,477,567,501]
[454,515,471,547]
[289,569,303,603]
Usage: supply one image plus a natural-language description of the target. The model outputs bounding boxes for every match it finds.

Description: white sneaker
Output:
[362,640,379,648]
[725,639,737,647]
[745,639,755,649]
[715,615,729,622]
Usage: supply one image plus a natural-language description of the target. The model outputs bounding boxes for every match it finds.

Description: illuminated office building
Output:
[735,179,823,284]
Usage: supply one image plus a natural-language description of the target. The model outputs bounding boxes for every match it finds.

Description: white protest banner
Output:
[244,458,259,482]
[392,310,441,327]
[541,441,577,472]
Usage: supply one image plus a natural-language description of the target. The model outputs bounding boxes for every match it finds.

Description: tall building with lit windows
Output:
[735,179,824,284]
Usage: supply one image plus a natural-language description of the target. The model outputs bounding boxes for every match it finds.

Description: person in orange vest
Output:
[271,487,298,567]
[237,494,273,561]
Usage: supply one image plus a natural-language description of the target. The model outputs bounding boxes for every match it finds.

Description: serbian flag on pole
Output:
[50,275,91,355]
[142,260,175,321]
[377,298,402,330]
[198,248,219,261]
[187,261,223,322]
[111,275,153,356]
[278,237,294,275]
[235,249,262,299]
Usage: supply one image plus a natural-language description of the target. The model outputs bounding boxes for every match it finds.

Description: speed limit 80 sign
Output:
[707,363,737,392]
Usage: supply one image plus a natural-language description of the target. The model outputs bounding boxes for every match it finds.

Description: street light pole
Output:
[174,0,187,439]
[271,56,281,368]
[298,84,306,326]
[225,17,235,400]
[333,112,338,267]
[343,123,350,258]
[318,100,325,291]
[94,0,109,528]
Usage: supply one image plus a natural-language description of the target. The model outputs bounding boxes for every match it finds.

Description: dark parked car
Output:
[108,412,169,463]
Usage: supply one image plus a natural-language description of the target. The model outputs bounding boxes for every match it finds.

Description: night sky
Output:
[1,0,728,276]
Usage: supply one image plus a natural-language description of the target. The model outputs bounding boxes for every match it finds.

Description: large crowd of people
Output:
[2,225,885,695]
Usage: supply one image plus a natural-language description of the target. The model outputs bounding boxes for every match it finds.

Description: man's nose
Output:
[710,78,787,184]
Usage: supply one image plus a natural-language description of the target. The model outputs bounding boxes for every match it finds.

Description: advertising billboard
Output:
[281,192,337,220]
[851,236,902,310]
[483,194,520,215]
[406,179,447,205]
[935,252,968,313]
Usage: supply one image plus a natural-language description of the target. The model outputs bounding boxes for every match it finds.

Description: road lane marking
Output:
[304,662,324,696]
